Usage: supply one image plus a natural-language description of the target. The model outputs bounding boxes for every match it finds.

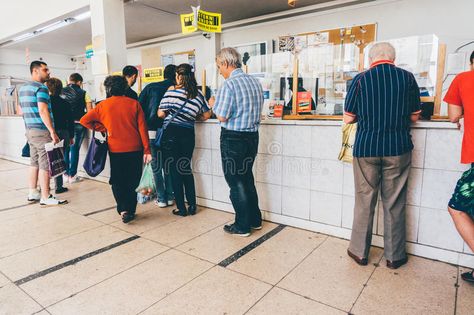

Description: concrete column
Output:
[90,0,127,100]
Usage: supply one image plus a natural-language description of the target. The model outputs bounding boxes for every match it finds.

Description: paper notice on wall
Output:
[142,67,164,83]
[174,54,189,66]
[278,36,295,52]
[271,52,292,73]
[294,35,307,52]
[308,32,329,46]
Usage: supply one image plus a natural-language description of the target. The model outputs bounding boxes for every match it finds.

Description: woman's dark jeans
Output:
[220,128,261,232]
[162,124,196,213]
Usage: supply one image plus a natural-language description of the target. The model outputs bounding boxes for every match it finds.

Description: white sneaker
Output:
[63,174,70,184]
[69,175,83,184]
[27,190,41,202]
[167,200,175,206]
[40,195,68,206]
[154,200,167,208]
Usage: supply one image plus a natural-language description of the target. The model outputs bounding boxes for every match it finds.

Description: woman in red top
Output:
[80,76,151,223]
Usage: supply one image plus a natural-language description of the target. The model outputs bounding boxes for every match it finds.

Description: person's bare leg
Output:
[29,166,39,190]
[449,207,474,252]
[39,169,50,199]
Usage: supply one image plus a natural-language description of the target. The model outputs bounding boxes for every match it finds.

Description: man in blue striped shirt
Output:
[343,43,421,269]
[209,47,264,236]
[19,61,66,206]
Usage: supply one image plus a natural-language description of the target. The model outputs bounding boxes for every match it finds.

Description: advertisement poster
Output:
[297,91,312,113]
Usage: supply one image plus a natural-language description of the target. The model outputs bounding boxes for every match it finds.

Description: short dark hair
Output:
[104,75,128,97]
[45,78,63,97]
[122,65,138,77]
[69,73,83,83]
[164,64,177,81]
[30,61,47,74]
[470,51,474,65]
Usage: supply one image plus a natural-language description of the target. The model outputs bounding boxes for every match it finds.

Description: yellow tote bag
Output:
[338,123,357,163]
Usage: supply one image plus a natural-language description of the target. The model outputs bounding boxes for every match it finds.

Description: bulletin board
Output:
[161,50,196,69]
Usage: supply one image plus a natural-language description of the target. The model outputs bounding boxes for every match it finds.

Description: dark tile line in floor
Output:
[14,235,140,286]
[83,206,117,216]
[0,203,32,212]
[218,224,286,268]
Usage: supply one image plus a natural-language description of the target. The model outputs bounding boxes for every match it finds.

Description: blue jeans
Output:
[64,123,85,177]
[220,128,261,232]
[151,144,174,202]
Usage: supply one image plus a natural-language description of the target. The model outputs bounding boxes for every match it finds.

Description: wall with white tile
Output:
[1,116,472,268]
[191,119,473,268]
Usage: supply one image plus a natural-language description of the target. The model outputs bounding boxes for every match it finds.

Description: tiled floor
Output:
[0,159,472,315]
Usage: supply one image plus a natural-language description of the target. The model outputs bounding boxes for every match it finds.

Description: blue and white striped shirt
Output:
[19,81,53,130]
[344,61,421,157]
[213,68,263,132]
[159,88,209,129]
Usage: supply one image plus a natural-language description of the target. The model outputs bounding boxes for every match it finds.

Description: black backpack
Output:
[60,84,86,121]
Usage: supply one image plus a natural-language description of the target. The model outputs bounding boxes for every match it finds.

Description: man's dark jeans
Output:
[64,123,85,177]
[220,128,261,232]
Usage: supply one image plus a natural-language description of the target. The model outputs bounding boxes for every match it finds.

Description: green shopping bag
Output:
[135,163,156,196]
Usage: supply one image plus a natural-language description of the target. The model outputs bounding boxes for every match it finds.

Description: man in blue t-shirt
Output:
[19,61,67,206]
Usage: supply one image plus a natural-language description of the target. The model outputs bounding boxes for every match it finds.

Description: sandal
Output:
[172,209,187,217]
[461,270,474,283]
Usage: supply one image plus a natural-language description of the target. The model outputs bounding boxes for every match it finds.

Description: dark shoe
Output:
[121,211,133,224]
[172,209,187,217]
[223,224,250,237]
[347,249,368,266]
[251,225,262,230]
[188,205,197,216]
[461,270,474,283]
[386,257,408,269]
[55,187,68,194]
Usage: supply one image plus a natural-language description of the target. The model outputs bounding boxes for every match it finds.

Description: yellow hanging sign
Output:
[142,67,164,83]
[180,12,198,34]
[180,9,221,34]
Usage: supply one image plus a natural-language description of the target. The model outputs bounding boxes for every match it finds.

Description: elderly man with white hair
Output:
[343,42,421,269]
[208,47,264,237]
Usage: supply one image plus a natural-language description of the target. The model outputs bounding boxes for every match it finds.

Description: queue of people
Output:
[17,46,473,282]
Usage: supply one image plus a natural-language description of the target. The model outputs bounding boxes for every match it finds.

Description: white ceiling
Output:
[6,0,363,55]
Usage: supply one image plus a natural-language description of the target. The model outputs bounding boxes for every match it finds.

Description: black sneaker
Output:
[55,187,68,194]
[188,205,197,216]
[223,224,250,237]
[461,270,474,283]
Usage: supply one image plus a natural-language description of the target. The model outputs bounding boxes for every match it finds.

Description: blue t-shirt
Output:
[19,81,53,130]
[159,88,210,129]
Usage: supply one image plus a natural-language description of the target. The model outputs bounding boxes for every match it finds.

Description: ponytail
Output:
[177,63,198,99]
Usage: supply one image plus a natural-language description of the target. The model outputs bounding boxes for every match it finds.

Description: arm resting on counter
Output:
[343,113,357,124]
[448,104,463,123]
[410,111,421,123]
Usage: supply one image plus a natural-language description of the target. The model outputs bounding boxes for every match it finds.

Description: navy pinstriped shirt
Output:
[344,60,421,157]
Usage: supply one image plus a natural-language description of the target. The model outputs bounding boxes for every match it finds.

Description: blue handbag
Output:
[83,130,108,177]
[153,98,190,148]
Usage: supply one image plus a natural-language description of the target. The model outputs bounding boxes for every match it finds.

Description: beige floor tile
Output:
[0,208,102,258]
[111,207,180,235]
[21,238,168,307]
[229,227,327,284]
[0,225,133,281]
[278,237,383,312]
[0,204,44,223]
[0,272,10,287]
[0,284,43,315]
[47,249,212,315]
[453,267,474,315]
[0,160,25,171]
[247,287,346,315]
[177,222,278,264]
[33,310,50,315]
[60,191,117,215]
[352,255,456,315]
[0,189,27,209]
[141,208,233,247]
[142,266,271,315]
[2,168,31,189]
[87,209,122,224]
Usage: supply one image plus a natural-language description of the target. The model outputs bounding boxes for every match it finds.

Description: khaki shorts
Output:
[26,129,52,171]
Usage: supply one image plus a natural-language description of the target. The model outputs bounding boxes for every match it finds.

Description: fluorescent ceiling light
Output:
[73,11,91,21]
[0,11,90,47]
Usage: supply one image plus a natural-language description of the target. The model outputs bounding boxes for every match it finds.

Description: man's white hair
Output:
[369,42,396,61]
[216,47,242,68]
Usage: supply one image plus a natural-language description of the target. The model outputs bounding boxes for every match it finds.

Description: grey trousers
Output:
[348,152,411,261]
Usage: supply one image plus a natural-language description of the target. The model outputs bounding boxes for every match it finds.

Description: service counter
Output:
[1,116,472,268]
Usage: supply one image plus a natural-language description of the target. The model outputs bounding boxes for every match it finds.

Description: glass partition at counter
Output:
[298,43,360,116]
[364,34,440,98]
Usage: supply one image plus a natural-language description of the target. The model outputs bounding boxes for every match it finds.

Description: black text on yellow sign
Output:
[180,10,221,34]
[142,67,164,83]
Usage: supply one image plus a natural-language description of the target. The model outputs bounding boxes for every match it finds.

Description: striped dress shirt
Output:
[344,60,421,157]
[19,81,53,130]
[213,68,264,132]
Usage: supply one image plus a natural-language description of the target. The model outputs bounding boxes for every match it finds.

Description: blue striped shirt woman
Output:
[158,63,212,217]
